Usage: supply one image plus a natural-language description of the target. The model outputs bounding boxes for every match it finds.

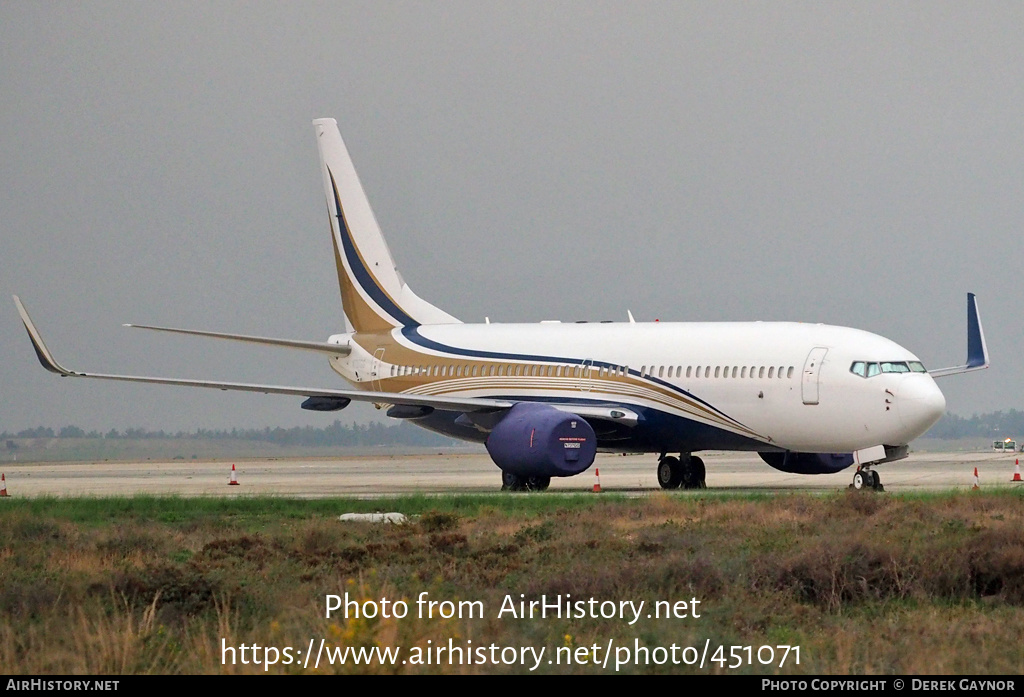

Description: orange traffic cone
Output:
[0,473,8,497]
[593,467,602,493]
[228,463,240,486]
[1012,459,1021,482]
[972,467,980,491]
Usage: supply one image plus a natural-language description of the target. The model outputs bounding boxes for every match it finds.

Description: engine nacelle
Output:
[301,396,351,412]
[759,451,854,474]
[485,403,596,477]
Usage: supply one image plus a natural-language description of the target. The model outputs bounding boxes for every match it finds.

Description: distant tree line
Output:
[1,420,459,447]
[5,410,1023,445]
[922,410,1024,440]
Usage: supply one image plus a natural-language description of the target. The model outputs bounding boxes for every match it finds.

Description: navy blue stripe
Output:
[400,325,748,429]
[328,168,419,327]
[417,400,768,452]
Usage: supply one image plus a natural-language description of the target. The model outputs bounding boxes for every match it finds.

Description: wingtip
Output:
[12,295,74,376]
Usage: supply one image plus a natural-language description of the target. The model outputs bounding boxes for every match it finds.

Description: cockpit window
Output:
[851,360,927,377]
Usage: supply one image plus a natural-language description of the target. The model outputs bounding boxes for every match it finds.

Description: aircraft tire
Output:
[689,455,707,489]
[526,476,551,492]
[501,471,526,492]
[870,471,884,491]
[853,471,866,490]
[657,456,683,489]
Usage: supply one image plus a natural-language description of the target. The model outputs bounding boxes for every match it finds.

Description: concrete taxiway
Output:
[1,450,1020,497]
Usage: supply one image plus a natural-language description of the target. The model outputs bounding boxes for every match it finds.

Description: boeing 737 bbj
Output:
[15,118,989,491]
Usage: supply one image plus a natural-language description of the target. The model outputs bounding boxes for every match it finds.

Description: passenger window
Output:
[758,367,765,379]
[714,367,720,378]
[787,366,794,378]
[686,366,692,378]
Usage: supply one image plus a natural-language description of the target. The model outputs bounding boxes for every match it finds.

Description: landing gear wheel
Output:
[658,456,683,489]
[852,470,866,490]
[870,470,884,492]
[687,456,707,489]
[501,471,526,492]
[526,476,551,492]
[501,472,550,492]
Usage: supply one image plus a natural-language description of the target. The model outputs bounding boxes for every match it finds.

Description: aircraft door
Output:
[578,359,594,392]
[801,347,828,405]
[372,348,386,391]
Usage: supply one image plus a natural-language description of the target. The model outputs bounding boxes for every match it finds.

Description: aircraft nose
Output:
[897,376,946,437]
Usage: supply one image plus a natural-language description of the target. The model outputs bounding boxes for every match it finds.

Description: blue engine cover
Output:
[759,451,855,474]
[485,403,597,477]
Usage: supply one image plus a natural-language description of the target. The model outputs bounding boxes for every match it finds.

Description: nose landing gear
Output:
[851,466,884,492]
[657,453,706,490]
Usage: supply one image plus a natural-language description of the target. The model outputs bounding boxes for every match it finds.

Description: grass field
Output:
[2,490,1022,674]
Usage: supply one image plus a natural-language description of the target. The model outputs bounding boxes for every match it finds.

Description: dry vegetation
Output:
[1,491,1022,674]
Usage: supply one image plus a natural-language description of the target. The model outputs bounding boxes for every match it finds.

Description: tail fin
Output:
[312,118,459,332]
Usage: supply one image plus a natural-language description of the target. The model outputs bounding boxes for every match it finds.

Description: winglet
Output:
[12,296,75,376]
[929,292,990,378]
[965,292,988,370]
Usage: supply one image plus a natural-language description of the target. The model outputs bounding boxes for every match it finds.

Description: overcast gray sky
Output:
[2,2,1021,433]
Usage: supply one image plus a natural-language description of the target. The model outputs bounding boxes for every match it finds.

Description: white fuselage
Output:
[328,320,946,454]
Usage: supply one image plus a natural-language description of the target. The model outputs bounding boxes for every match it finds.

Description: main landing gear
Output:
[501,471,551,492]
[657,453,706,490]
[851,466,884,492]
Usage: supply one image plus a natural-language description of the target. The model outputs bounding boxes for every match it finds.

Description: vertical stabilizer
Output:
[312,118,460,332]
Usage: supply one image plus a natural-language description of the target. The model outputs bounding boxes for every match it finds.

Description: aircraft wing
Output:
[15,296,510,414]
[14,296,639,428]
[929,293,990,378]
[123,323,352,356]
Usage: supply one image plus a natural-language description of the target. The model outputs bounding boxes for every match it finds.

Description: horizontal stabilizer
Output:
[124,323,351,356]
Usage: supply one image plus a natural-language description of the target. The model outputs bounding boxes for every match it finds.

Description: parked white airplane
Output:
[14,118,988,491]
